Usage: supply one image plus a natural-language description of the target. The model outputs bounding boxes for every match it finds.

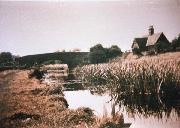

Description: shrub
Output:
[28,68,44,80]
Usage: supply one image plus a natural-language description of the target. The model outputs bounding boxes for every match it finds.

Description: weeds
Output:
[74,53,180,95]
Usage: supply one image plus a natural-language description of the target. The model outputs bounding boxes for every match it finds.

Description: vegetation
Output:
[1,38,180,128]
[88,44,122,64]
[0,52,20,71]
[28,68,44,80]
[74,52,180,95]
[0,52,14,66]
[0,52,13,63]
[16,52,89,68]
[0,70,128,128]
[107,45,123,59]
[89,44,107,64]
[171,34,180,50]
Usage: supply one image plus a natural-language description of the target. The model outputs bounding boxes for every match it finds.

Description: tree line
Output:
[0,33,180,66]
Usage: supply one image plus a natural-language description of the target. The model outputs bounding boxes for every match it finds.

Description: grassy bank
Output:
[74,52,180,94]
[0,70,125,128]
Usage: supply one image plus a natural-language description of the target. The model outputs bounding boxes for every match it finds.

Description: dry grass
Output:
[94,112,125,128]
[74,52,180,94]
[0,70,125,128]
[0,70,97,128]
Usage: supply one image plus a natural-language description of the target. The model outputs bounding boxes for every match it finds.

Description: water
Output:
[64,90,112,116]
[64,88,180,128]
[43,72,180,128]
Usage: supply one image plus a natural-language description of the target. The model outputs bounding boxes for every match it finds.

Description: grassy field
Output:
[74,52,180,95]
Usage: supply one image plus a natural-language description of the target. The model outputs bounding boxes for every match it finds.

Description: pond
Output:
[64,85,180,128]
[43,71,180,128]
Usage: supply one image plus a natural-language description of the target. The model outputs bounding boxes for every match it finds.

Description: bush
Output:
[28,68,44,80]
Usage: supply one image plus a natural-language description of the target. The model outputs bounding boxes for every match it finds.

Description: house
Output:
[132,26,170,54]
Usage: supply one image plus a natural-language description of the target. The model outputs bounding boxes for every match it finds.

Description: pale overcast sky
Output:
[0,0,180,56]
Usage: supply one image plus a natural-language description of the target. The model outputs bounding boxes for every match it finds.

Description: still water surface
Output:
[64,89,180,128]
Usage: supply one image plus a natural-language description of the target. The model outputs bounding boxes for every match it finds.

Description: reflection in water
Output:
[64,83,180,128]
[64,90,112,116]
[116,93,179,119]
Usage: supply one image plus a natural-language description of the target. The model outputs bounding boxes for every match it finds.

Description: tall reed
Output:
[74,56,180,94]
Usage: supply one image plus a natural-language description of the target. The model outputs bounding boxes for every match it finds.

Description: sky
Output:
[0,0,180,56]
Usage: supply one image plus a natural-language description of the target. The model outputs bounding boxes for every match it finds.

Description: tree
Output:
[107,45,122,58]
[0,52,13,64]
[172,34,180,50]
[88,44,107,64]
[88,44,122,64]
[90,44,104,52]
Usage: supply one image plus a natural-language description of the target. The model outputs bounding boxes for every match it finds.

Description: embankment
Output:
[0,70,95,128]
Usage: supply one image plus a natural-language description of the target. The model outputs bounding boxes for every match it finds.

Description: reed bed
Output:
[74,55,180,94]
